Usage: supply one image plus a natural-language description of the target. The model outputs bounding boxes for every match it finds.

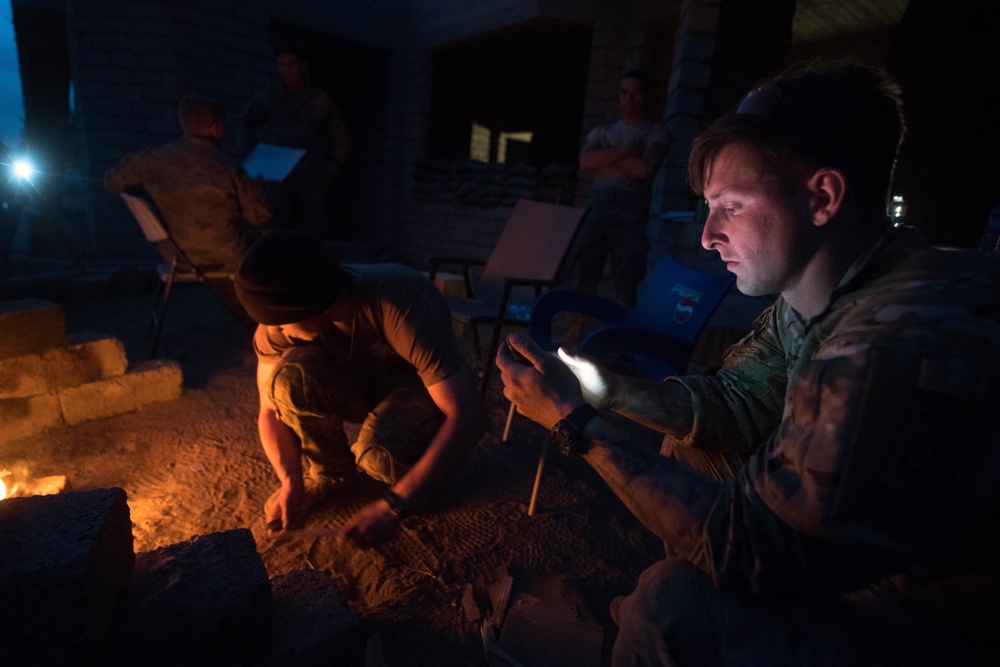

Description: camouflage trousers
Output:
[611,438,976,666]
[267,345,444,487]
[573,194,650,308]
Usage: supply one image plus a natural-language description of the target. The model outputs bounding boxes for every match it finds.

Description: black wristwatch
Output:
[382,489,410,519]
[551,404,600,455]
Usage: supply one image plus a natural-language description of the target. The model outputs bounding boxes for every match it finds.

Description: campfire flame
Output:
[0,470,16,500]
[0,466,71,501]
[0,469,68,501]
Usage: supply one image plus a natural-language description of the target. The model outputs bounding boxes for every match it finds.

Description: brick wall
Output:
[65,0,410,258]
[646,0,793,338]
[393,0,686,268]
[649,0,793,274]
[67,0,273,257]
[59,0,748,282]
[408,0,542,46]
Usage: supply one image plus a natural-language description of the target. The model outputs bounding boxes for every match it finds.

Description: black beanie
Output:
[235,231,347,325]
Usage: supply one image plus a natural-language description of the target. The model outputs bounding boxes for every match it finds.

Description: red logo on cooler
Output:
[672,284,702,324]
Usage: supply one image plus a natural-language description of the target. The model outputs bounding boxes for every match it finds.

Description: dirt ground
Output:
[2,279,666,665]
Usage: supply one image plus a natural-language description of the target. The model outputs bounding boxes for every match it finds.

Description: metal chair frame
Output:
[120,192,242,358]
[429,199,589,396]
[511,252,735,514]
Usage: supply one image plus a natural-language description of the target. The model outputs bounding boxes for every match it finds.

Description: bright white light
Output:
[558,347,610,404]
[12,158,35,181]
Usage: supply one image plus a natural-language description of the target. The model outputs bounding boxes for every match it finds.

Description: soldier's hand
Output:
[497,333,584,428]
[267,480,305,533]
[335,499,400,549]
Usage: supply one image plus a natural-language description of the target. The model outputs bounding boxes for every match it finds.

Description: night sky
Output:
[1,0,25,151]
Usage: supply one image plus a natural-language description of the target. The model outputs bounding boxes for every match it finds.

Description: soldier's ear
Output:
[807,167,846,227]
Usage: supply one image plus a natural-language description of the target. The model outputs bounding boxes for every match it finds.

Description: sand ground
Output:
[2,279,667,665]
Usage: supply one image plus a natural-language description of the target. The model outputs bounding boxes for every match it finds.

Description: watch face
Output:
[552,420,577,455]
[551,405,598,456]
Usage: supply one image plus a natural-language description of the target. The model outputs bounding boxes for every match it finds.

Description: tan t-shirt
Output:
[586,119,669,193]
[253,264,468,389]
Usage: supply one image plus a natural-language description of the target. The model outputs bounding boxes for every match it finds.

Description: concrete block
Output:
[0,392,64,446]
[58,359,182,425]
[108,529,271,667]
[0,299,69,360]
[262,569,361,667]
[0,334,128,400]
[0,487,134,664]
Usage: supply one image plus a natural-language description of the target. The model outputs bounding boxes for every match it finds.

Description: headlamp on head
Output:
[735,79,786,119]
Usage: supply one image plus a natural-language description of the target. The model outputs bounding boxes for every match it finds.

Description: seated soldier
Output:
[499,60,1000,665]
[105,93,271,274]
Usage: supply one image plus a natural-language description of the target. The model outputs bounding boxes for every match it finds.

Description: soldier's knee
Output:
[270,362,309,415]
[619,559,706,639]
[269,346,332,413]
[350,387,440,483]
[351,441,404,484]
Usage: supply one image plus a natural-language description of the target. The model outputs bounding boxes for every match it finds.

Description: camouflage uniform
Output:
[239,81,349,235]
[615,227,1000,666]
[254,265,469,487]
[105,136,270,272]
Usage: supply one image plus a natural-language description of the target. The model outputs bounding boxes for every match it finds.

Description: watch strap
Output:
[562,403,599,433]
[382,489,410,519]
[551,403,599,454]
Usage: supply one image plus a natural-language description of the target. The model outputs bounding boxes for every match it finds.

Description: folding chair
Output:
[513,252,735,514]
[120,192,243,358]
[428,199,588,396]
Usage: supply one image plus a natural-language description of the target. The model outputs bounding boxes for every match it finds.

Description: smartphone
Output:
[505,339,532,365]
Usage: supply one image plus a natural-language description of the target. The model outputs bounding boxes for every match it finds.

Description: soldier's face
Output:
[277,53,307,90]
[268,311,327,343]
[618,77,646,121]
[701,142,812,297]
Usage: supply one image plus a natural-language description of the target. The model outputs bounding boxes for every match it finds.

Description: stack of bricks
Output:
[0,298,183,446]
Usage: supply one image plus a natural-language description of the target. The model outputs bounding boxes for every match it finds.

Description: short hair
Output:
[688,60,906,218]
[273,39,307,60]
[621,68,650,88]
[177,94,225,136]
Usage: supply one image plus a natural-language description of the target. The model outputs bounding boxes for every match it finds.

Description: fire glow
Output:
[0,470,17,500]
[0,469,68,501]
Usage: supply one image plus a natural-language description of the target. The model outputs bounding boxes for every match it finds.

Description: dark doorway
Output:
[269,20,391,242]
[886,0,1000,248]
[428,21,592,166]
